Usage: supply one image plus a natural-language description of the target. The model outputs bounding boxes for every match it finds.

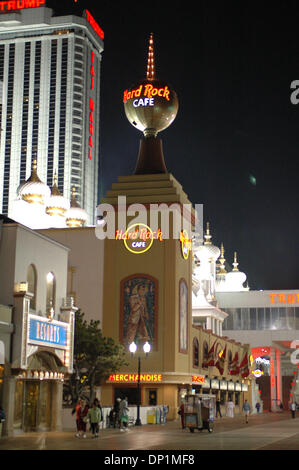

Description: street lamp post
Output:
[129,341,151,426]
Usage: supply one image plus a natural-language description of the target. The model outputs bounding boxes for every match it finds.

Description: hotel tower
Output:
[0,2,104,225]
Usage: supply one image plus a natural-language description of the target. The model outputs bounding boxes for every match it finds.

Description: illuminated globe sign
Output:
[123,78,178,137]
[123,33,178,138]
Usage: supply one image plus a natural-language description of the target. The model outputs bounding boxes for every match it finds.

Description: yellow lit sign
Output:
[108,373,162,383]
[180,230,191,260]
[116,223,163,254]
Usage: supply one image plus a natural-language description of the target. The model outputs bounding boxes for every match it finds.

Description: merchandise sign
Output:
[0,0,45,11]
[28,315,68,349]
[108,373,162,383]
[116,223,163,254]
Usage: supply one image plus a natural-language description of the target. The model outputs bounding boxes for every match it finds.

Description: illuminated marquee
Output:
[116,223,163,254]
[123,84,171,104]
[108,373,162,383]
[0,0,45,11]
[269,293,299,304]
[85,9,104,39]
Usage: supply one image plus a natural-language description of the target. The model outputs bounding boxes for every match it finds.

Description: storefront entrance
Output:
[21,381,52,431]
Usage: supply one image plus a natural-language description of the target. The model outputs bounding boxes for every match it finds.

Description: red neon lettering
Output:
[89,122,93,135]
[85,9,104,39]
[269,293,277,304]
[89,98,95,111]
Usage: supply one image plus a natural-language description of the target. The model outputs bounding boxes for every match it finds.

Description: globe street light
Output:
[129,341,151,426]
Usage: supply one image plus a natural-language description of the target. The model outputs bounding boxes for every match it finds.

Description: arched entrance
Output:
[18,351,65,432]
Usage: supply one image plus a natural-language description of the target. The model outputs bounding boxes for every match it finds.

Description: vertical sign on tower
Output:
[89,50,95,160]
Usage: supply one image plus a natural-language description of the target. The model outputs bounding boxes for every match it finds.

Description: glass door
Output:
[23,381,39,431]
[39,381,52,430]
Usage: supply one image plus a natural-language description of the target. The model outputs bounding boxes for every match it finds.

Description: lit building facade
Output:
[0,215,76,435]
[216,289,299,410]
[0,3,104,225]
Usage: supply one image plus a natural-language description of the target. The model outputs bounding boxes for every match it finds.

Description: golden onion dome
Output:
[65,187,88,227]
[45,172,70,217]
[18,160,51,205]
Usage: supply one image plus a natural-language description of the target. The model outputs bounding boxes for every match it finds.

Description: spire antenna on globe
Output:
[146,33,155,80]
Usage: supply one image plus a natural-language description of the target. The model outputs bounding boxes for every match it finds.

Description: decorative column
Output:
[270,347,277,411]
[275,349,282,405]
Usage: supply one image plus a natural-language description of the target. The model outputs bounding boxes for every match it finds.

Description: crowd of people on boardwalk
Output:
[72,396,130,438]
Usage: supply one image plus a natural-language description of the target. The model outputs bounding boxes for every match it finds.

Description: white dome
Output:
[65,187,88,227]
[65,206,88,227]
[226,270,247,287]
[18,161,50,205]
[195,243,220,262]
[46,174,70,217]
[225,252,247,291]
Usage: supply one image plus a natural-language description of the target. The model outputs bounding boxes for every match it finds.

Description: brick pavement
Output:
[0,411,298,451]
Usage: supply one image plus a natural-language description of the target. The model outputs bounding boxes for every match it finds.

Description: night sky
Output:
[50,0,298,290]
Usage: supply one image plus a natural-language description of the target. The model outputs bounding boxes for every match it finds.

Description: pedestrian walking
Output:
[178,403,185,429]
[73,399,82,437]
[226,400,235,418]
[242,400,251,423]
[216,399,222,418]
[290,401,296,419]
[255,402,261,413]
[93,398,103,430]
[119,396,130,432]
[87,402,102,438]
[78,399,89,438]
[113,397,121,428]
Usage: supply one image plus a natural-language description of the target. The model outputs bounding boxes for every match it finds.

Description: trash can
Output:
[147,409,156,424]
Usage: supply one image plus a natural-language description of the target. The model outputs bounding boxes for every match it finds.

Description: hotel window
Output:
[193,338,199,368]
[257,308,265,330]
[228,350,232,370]
[20,42,31,184]
[3,43,15,215]
[249,308,256,330]
[47,39,57,186]
[27,264,37,311]
[203,341,209,367]
[46,272,56,316]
